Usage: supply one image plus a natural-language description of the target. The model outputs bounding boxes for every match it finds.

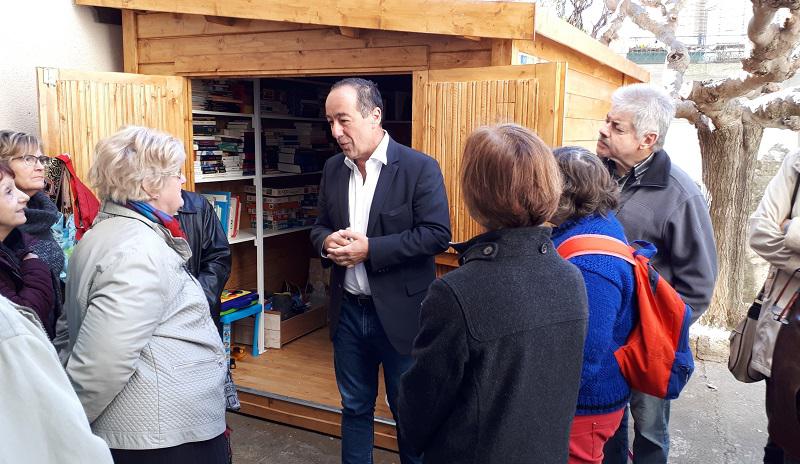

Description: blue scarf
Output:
[124,201,186,239]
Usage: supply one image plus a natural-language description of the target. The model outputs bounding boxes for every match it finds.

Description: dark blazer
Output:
[178,190,232,325]
[310,138,451,354]
[398,226,588,464]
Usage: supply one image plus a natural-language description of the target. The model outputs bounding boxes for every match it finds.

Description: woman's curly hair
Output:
[552,146,619,221]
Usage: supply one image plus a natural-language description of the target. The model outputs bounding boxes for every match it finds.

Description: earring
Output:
[152,194,160,200]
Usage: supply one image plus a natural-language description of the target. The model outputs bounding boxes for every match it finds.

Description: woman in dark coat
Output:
[0,161,54,326]
[397,124,589,464]
[0,130,63,337]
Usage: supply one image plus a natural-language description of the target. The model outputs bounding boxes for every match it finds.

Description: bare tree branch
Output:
[568,0,594,31]
[745,85,800,130]
[592,3,616,38]
[600,0,631,44]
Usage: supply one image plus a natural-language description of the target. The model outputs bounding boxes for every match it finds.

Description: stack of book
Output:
[192,80,246,113]
[199,191,242,239]
[243,184,321,231]
[193,120,249,180]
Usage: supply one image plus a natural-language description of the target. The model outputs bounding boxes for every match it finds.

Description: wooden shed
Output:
[39,0,648,450]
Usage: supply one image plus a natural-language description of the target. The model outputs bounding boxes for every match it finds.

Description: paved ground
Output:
[228,360,769,464]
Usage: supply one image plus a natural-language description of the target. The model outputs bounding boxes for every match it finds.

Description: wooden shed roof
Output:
[76,0,648,82]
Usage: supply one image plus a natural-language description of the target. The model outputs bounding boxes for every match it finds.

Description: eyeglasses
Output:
[163,171,185,180]
[9,154,51,167]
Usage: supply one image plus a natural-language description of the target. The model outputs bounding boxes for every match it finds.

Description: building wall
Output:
[0,1,122,137]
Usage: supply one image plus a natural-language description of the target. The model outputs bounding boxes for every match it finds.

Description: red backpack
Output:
[557,234,694,400]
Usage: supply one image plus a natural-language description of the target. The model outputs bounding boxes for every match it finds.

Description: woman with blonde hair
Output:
[0,130,63,337]
[398,124,589,463]
[60,126,228,463]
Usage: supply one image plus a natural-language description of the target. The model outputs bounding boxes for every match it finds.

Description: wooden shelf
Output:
[229,228,257,244]
[262,170,322,178]
[195,174,255,183]
[192,109,254,118]
[262,225,312,238]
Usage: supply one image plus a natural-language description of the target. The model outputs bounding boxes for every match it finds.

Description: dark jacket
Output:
[397,226,588,464]
[310,138,451,354]
[0,229,55,336]
[178,190,232,324]
[613,150,718,323]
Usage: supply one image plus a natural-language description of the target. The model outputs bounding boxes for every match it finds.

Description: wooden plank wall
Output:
[518,36,642,151]
[132,12,493,76]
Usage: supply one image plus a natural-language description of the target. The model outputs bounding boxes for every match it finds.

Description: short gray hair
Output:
[611,84,675,151]
[89,126,185,203]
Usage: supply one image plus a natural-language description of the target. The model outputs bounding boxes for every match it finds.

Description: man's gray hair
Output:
[611,84,676,151]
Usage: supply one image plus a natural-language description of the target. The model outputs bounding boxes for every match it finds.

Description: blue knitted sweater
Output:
[551,213,635,415]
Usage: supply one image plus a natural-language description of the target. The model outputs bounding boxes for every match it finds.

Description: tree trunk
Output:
[698,120,764,327]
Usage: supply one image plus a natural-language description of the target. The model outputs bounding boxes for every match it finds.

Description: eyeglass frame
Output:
[8,154,52,168]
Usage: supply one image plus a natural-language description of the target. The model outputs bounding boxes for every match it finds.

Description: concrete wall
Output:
[0,1,122,137]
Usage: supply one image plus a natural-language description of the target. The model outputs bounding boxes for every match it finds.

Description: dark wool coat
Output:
[398,226,589,464]
[0,229,55,334]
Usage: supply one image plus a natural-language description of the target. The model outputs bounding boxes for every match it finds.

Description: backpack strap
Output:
[556,234,636,266]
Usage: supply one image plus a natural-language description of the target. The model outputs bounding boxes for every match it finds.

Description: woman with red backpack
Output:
[550,146,636,464]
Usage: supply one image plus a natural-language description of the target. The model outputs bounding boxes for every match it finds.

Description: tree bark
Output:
[698,120,764,327]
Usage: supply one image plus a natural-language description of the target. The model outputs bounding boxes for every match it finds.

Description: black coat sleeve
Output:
[197,197,232,320]
[397,278,468,455]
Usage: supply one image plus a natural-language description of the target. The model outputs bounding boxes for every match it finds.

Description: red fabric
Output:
[56,154,100,240]
[568,409,625,464]
[557,234,689,399]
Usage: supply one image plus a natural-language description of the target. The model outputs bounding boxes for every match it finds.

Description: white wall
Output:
[0,1,122,137]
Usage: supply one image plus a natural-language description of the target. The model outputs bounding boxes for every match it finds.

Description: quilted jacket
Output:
[61,202,226,450]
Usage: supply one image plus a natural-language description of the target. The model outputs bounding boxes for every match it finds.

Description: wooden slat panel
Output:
[565,93,611,120]
[174,46,428,74]
[566,69,619,101]
[77,0,537,40]
[138,28,367,64]
[428,50,492,70]
[137,12,320,39]
[362,30,490,53]
[562,117,603,144]
[421,78,539,244]
[36,68,191,189]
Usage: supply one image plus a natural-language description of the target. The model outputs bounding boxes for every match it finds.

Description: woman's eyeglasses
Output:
[9,154,52,167]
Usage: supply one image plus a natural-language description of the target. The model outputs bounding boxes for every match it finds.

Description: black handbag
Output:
[766,296,800,459]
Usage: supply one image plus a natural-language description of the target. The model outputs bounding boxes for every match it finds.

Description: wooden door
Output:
[412,63,567,246]
[36,68,194,189]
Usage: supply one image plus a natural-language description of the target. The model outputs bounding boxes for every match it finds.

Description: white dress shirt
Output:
[342,131,390,295]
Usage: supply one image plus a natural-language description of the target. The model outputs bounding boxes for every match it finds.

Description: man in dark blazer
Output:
[311,78,451,464]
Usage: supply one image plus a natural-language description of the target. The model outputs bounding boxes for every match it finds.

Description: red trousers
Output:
[568,408,625,464]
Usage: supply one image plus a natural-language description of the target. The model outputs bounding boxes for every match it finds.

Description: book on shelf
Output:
[201,191,242,240]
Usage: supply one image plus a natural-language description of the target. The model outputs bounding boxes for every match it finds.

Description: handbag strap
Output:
[791,172,800,217]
